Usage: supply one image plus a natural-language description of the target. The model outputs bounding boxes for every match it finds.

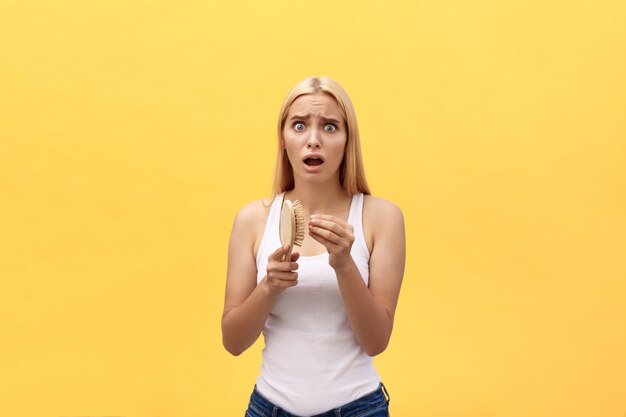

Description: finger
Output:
[270,261,298,272]
[311,214,353,230]
[271,271,298,281]
[309,224,342,245]
[290,252,300,261]
[275,278,298,288]
[309,228,340,250]
[310,218,350,238]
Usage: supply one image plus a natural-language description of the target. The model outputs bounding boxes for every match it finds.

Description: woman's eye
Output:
[324,124,337,132]
[294,122,305,131]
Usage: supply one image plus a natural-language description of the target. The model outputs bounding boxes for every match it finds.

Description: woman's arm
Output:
[221,201,299,356]
[308,198,406,356]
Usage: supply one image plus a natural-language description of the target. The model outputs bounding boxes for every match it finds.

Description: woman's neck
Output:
[284,179,350,215]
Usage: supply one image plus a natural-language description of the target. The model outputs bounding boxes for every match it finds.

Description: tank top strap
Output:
[255,192,285,267]
[348,192,370,260]
[347,192,362,226]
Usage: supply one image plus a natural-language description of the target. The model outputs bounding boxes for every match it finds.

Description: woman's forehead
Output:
[289,92,342,116]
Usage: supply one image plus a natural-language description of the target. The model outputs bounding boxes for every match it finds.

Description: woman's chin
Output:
[295,172,339,186]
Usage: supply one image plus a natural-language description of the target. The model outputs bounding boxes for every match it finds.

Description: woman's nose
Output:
[307,128,321,148]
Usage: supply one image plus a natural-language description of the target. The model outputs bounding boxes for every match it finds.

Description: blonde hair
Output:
[271,76,371,201]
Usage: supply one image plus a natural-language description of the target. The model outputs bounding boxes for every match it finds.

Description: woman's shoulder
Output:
[234,196,274,227]
[363,194,404,220]
[231,196,276,256]
[361,195,404,251]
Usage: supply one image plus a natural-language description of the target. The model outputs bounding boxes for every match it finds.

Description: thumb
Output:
[270,244,290,261]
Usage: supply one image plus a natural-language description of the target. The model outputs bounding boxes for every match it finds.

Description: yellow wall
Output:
[1,1,624,416]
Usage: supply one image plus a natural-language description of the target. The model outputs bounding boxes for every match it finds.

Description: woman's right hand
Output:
[263,244,300,296]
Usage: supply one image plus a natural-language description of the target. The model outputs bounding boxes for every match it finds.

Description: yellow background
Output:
[1,0,625,416]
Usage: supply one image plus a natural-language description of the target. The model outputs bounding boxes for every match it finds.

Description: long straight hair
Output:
[270,77,371,202]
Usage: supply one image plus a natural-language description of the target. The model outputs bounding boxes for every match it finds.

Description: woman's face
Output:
[282,92,347,184]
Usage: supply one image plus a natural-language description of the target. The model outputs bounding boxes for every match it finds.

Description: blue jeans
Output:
[245,382,390,417]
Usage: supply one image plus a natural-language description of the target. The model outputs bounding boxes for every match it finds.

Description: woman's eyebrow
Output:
[290,114,341,124]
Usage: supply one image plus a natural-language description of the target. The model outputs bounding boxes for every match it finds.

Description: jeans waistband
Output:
[248,382,390,417]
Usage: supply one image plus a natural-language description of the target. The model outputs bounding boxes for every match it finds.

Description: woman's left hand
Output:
[308,214,355,271]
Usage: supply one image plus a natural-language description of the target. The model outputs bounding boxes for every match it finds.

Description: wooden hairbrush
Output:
[279,199,305,261]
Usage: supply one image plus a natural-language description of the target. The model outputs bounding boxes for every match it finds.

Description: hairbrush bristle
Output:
[292,199,305,246]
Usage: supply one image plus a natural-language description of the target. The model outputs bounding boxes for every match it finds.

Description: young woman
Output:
[222,76,406,417]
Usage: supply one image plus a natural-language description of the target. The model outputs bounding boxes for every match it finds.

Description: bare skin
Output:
[221,92,406,356]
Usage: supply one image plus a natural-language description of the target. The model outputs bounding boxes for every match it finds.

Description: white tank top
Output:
[254,192,380,416]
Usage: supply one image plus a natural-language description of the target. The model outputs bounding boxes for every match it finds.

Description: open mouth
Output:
[304,157,324,166]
